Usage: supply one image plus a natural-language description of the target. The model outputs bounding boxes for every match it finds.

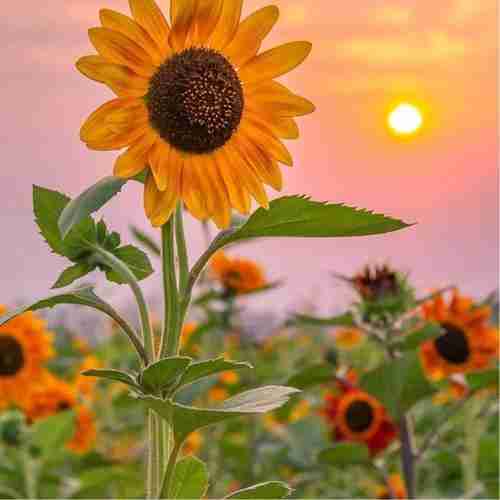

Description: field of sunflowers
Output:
[0,226,498,498]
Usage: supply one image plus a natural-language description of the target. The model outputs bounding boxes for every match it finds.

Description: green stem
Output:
[160,441,182,499]
[400,414,416,499]
[92,245,154,363]
[23,449,38,499]
[463,397,483,495]
[147,411,158,499]
[175,205,189,296]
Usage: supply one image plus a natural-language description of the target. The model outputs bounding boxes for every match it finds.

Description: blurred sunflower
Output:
[182,430,203,455]
[219,369,239,385]
[180,321,199,350]
[374,474,407,499]
[352,265,400,301]
[67,406,97,454]
[75,355,102,400]
[333,328,365,350]
[322,376,398,456]
[211,251,266,295]
[432,377,468,405]
[0,307,54,407]
[420,290,499,381]
[77,0,314,228]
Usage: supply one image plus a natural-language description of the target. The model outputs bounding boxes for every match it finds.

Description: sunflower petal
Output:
[204,156,232,227]
[191,0,224,46]
[182,156,210,219]
[88,27,155,77]
[100,9,165,65]
[169,0,198,51]
[144,172,162,218]
[114,130,158,178]
[238,41,312,85]
[223,5,279,67]
[129,0,171,57]
[239,117,293,166]
[149,140,171,191]
[209,0,243,50]
[245,110,299,139]
[76,55,149,97]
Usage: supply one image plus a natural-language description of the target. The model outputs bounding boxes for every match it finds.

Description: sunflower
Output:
[211,251,266,294]
[77,0,314,228]
[420,290,499,381]
[322,376,398,456]
[374,474,407,499]
[75,355,102,400]
[182,430,203,456]
[0,307,54,407]
[67,406,97,454]
[333,328,365,350]
[218,369,239,385]
[432,378,468,405]
[352,265,400,301]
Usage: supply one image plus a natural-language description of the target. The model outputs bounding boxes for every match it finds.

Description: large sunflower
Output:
[420,290,499,381]
[0,307,54,407]
[77,0,314,228]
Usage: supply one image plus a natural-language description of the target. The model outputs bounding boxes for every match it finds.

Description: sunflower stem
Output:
[175,205,189,296]
[400,414,417,498]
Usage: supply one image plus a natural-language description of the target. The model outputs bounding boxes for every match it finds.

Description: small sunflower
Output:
[322,376,398,456]
[182,430,203,456]
[374,474,407,499]
[211,251,266,294]
[77,0,314,228]
[333,328,365,350]
[352,265,400,301]
[0,308,54,407]
[420,290,499,381]
[75,355,102,400]
[208,386,228,402]
[67,406,97,454]
[218,369,239,385]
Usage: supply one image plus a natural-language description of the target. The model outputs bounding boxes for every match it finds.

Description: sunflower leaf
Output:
[140,357,192,393]
[318,443,370,466]
[286,363,336,390]
[130,225,161,257]
[395,322,443,351]
[139,386,300,443]
[225,482,292,499]
[82,369,141,391]
[220,196,412,242]
[30,410,76,456]
[33,186,97,261]
[52,262,96,289]
[58,176,127,239]
[168,456,209,499]
[105,245,154,284]
[286,312,355,328]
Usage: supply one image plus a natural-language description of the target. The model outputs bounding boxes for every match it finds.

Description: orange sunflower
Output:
[77,0,314,228]
[211,251,266,294]
[0,307,54,407]
[374,474,407,499]
[420,290,499,381]
[322,376,398,456]
[333,328,365,350]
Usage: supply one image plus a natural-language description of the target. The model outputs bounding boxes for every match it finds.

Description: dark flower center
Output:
[355,267,399,301]
[434,322,470,364]
[0,336,25,377]
[147,47,244,154]
[345,400,374,433]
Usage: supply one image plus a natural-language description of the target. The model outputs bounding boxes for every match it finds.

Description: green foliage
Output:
[30,411,75,456]
[397,323,443,351]
[226,481,292,499]
[286,363,336,390]
[140,386,300,443]
[82,369,141,391]
[168,456,209,499]
[288,312,355,328]
[466,370,499,392]
[130,225,161,257]
[104,245,154,284]
[58,176,127,239]
[222,196,412,241]
[318,443,370,466]
[140,357,192,393]
[360,352,436,419]
[52,262,95,289]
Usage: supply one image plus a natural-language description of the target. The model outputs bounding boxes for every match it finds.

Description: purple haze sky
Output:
[1,0,498,313]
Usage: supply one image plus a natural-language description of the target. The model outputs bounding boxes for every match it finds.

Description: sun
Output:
[388,103,423,136]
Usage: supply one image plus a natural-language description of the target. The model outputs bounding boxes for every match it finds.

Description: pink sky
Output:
[1,0,498,312]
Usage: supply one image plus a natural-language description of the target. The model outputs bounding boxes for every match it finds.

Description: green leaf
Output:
[176,357,252,391]
[168,456,208,499]
[466,370,499,392]
[82,369,141,391]
[287,312,355,328]
[130,225,161,256]
[286,363,336,390]
[397,323,443,351]
[58,176,127,239]
[221,196,412,242]
[106,245,154,283]
[360,352,436,419]
[318,443,370,466]
[226,481,292,499]
[141,357,192,392]
[140,386,300,443]
[52,262,95,289]
[30,411,75,456]
[33,185,96,260]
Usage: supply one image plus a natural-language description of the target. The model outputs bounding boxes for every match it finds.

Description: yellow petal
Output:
[214,147,251,214]
[144,172,162,217]
[114,129,158,178]
[191,0,224,46]
[244,110,299,140]
[223,6,279,67]
[208,0,243,50]
[169,0,198,51]
[129,0,171,57]
[239,117,293,166]
[149,140,171,190]
[88,27,155,78]
[100,9,164,65]
[80,98,148,143]
[245,81,315,117]
[238,41,312,85]
[182,156,210,219]
[204,157,232,227]
[76,55,149,97]
[86,125,148,151]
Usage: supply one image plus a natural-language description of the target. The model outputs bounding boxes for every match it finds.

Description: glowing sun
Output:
[388,103,423,135]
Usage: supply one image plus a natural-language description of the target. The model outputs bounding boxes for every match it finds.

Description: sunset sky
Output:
[1,0,498,312]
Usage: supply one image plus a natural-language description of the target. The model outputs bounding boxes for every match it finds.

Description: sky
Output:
[1,0,498,315]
